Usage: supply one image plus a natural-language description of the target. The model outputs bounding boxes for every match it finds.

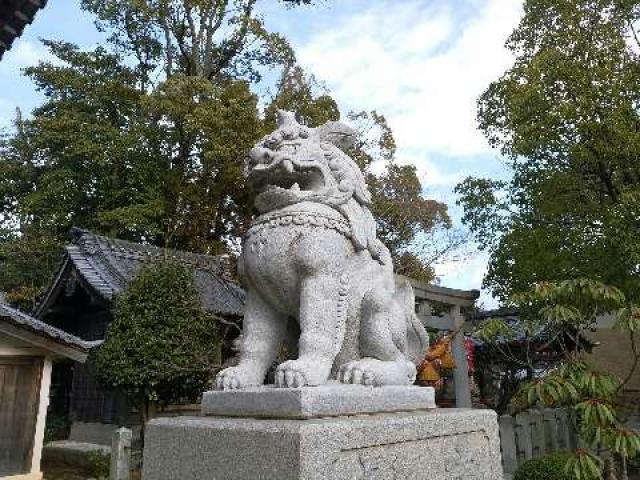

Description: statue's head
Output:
[247,111,372,213]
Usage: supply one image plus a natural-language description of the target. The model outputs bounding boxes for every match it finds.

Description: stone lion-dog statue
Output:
[215,111,429,389]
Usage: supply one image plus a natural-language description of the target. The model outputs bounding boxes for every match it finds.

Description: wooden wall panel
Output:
[0,356,42,476]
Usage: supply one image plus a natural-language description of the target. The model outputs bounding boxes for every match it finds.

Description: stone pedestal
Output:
[142,386,502,480]
[201,383,436,418]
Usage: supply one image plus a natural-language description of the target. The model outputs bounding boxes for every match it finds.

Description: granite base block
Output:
[142,409,502,480]
[201,384,435,419]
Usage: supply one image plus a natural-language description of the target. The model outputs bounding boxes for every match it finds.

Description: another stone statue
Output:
[215,111,429,390]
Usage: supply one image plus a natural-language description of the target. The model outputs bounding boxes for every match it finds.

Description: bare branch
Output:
[185,4,202,76]
[160,1,173,77]
[203,1,228,77]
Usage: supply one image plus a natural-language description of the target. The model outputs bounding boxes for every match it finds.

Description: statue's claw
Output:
[275,367,305,388]
[274,358,331,388]
[275,360,310,388]
[214,366,262,391]
[338,358,416,387]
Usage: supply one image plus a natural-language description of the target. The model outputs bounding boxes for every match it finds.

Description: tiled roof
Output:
[0,0,48,60]
[473,307,519,321]
[35,229,245,317]
[0,300,99,352]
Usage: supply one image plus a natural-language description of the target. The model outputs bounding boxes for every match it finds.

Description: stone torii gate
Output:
[404,276,480,408]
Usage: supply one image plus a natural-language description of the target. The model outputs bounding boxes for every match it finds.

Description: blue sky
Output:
[0,0,524,307]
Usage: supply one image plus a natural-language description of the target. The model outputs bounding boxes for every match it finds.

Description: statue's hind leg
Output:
[338,287,417,386]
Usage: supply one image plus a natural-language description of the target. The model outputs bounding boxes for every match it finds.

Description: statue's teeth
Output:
[291,183,300,192]
[282,159,294,174]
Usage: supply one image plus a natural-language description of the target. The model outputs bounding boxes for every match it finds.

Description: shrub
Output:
[92,261,220,439]
[87,450,110,479]
[44,414,69,442]
[513,452,573,480]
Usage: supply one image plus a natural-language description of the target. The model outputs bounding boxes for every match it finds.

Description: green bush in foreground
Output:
[514,452,573,480]
[92,261,220,439]
[86,450,109,479]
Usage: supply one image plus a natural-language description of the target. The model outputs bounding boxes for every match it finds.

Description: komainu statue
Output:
[215,111,429,389]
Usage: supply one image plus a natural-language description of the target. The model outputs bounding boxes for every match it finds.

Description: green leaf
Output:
[565,450,603,480]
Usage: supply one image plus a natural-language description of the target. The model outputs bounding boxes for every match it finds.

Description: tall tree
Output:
[457,0,640,302]
[0,1,309,306]
[0,1,453,307]
[81,0,307,83]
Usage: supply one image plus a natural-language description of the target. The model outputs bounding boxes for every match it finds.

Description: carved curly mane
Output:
[247,111,389,264]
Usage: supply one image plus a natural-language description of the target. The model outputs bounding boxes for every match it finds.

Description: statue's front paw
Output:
[338,358,416,386]
[214,366,262,391]
[275,358,331,388]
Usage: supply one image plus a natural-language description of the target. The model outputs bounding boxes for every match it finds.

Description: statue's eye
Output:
[329,158,341,170]
[281,128,295,140]
[265,136,279,148]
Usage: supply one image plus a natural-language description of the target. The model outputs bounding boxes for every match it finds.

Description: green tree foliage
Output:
[368,161,450,281]
[0,227,61,311]
[81,0,307,83]
[0,0,452,306]
[461,5,640,475]
[264,65,340,128]
[92,262,219,434]
[0,0,295,305]
[456,0,640,302]
[476,279,640,479]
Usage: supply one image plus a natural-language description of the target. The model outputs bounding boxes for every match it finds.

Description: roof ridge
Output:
[74,230,230,276]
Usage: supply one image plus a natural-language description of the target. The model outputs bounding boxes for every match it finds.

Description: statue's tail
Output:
[395,278,430,365]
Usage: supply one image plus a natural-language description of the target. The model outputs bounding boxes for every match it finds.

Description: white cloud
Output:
[297,0,522,158]
[400,153,464,188]
[434,250,498,308]
[0,39,56,76]
[290,0,522,301]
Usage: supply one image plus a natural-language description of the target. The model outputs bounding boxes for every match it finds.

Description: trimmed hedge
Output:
[513,452,573,480]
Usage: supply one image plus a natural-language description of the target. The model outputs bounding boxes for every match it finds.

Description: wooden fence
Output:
[499,408,579,476]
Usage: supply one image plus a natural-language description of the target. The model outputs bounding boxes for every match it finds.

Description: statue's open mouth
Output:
[249,159,326,195]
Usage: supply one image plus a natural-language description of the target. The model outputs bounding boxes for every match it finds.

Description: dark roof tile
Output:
[0,0,48,60]
[36,230,245,317]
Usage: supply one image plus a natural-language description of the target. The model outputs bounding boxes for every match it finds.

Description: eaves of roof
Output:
[0,0,48,60]
[0,301,100,361]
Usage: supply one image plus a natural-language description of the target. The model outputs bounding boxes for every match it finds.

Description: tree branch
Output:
[617,331,639,393]
[160,1,173,77]
[209,0,257,79]
[185,5,202,76]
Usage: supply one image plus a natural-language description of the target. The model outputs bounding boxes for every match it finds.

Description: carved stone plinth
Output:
[142,405,502,480]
